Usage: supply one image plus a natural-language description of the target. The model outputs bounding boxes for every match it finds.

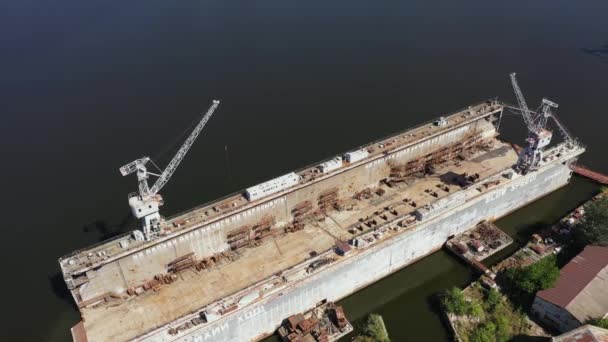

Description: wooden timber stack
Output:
[387,157,425,186]
[225,215,277,250]
[227,224,252,250]
[167,252,195,273]
[252,216,275,241]
[318,188,339,213]
[386,131,490,186]
[287,201,312,233]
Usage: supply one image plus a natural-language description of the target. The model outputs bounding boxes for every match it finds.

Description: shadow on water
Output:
[513,222,545,243]
[427,291,448,324]
[49,273,78,311]
[49,214,134,309]
[82,214,133,242]
[581,43,608,64]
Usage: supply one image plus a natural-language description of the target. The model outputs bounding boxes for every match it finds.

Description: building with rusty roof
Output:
[552,324,608,342]
[532,246,608,333]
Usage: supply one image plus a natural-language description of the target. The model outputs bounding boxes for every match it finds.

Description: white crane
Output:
[509,73,573,174]
[120,100,220,240]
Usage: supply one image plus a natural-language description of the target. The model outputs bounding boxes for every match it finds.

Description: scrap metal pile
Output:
[278,303,351,342]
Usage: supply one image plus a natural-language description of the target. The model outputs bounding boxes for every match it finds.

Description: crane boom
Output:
[510,72,535,131]
[148,100,220,195]
[119,157,150,176]
[549,112,573,142]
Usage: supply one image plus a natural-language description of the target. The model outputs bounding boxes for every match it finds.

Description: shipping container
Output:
[318,157,343,173]
[343,149,369,163]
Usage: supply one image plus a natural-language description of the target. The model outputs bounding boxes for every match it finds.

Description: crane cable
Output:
[150,107,210,170]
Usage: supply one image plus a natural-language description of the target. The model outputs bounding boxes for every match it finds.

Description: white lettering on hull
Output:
[238,305,266,323]
[189,306,266,341]
[192,322,229,342]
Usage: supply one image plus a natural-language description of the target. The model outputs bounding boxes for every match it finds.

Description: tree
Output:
[575,196,608,247]
[505,255,560,294]
[470,322,496,342]
[588,317,608,329]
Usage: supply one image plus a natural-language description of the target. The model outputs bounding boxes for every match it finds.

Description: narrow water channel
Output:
[264,176,599,341]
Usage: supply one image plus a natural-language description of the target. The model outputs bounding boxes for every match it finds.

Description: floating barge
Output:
[445,221,513,275]
[277,301,352,342]
[59,98,584,342]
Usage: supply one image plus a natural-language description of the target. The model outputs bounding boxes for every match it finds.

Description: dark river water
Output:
[1,1,606,341]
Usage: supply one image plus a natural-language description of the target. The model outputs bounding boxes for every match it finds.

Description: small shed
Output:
[335,240,352,256]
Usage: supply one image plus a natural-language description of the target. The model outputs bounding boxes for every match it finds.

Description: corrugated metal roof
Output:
[552,324,608,342]
[537,246,608,309]
[71,321,89,342]
[335,240,351,254]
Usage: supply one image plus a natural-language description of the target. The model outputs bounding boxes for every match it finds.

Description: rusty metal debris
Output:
[227,216,276,249]
[278,302,353,342]
[287,201,313,233]
[318,188,339,213]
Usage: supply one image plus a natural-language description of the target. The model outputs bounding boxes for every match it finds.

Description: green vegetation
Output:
[442,287,483,317]
[504,255,560,295]
[448,284,533,342]
[468,288,529,342]
[588,317,608,329]
[493,311,511,342]
[575,196,608,247]
[483,288,501,312]
[353,313,390,342]
[470,322,496,342]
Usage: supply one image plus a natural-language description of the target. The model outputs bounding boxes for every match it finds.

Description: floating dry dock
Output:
[60,99,584,342]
